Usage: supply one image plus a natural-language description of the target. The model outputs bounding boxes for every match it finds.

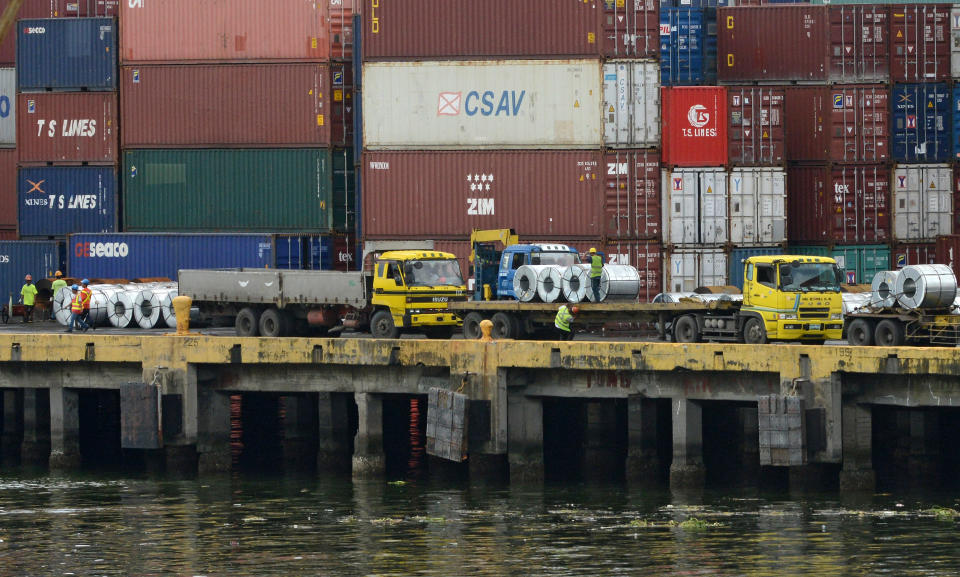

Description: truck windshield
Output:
[403,259,464,287]
[532,252,580,266]
[779,262,842,293]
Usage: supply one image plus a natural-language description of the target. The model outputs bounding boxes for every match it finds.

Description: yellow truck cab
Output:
[740,255,845,343]
[369,250,468,338]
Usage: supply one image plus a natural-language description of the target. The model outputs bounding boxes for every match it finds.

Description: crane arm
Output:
[0,0,24,46]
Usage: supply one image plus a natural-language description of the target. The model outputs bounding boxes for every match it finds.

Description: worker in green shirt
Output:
[50,270,67,296]
[19,274,38,323]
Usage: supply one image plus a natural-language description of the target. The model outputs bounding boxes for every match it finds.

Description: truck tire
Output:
[462,312,484,340]
[371,310,400,339]
[673,315,700,343]
[236,307,261,337]
[742,317,767,345]
[874,319,905,347]
[259,308,289,338]
[491,312,519,339]
[846,318,873,346]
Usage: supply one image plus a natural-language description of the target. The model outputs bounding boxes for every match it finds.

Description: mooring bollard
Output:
[479,319,494,342]
[172,295,192,335]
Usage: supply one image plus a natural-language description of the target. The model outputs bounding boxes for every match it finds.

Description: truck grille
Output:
[798,307,830,319]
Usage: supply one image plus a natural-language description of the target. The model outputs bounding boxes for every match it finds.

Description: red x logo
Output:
[25,179,45,194]
[437,92,461,116]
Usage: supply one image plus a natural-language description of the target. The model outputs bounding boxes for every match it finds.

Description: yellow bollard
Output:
[479,319,494,342]
[172,295,193,335]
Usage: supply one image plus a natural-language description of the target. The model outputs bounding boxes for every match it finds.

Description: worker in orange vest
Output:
[79,279,94,331]
[66,285,89,333]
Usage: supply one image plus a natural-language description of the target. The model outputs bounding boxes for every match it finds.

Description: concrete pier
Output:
[626,396,661,485]
[352,392,385,479]
[670,398,705,491]
[48,384,80,471]
[507,389,543,483]
[317,392,353,474]
[839,402,875,492]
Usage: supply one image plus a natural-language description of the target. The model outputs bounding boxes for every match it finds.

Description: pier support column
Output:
[626,396,661,486]
[669,398,705,491]
[197,389,232,474]
[352,392,385,479]
[508,390,543,483]
[582,400,621,481]
[163,366,199,475]
[48,385,80,471]
[908,410,939,489]
[839,402,875,492]
[317,392,352,474]
[21,388,49,467]
[1,389,22,466]
[738,406,760,485]
[281,394,317,473]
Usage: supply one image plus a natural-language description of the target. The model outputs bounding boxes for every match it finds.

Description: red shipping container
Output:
[0,148,15,230]
[717,6,830,83]
[601,0,659,58]
[604,149,660,240]
[936,235,960,279]
[889,4,950,82]
[17,92,117,165]
[604,239,663,302]
[829,5,890,83]
[892,242,937,269]
[788,164,890,244]
[784,86,889,163]
[362,0,600,59]
[121,64,346,148]
[0,0,119,64]
[120,0,332,63]
[727,87,785,166]
[361,150,605,238]
[328,0,356,61]
[0,229,16,240]
[661,87,728,168]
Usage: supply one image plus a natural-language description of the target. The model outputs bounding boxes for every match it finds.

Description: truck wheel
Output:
[491,312,518,339]
[462,312,484,340]
[673,315,700,343]
[874,319,905,347]
[259,308,288,338]
[742,317,767,345]
[236,307,261,337]
[846,318,873,346]
[371,310,400,339]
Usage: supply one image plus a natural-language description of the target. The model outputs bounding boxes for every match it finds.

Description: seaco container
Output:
[661,167,728,246]
[0,149,15,232]
[0,240,63,301]
[726,86,784,165]
[18,166,117,237]
[892,163,953,242]
[663,247,727,292]
[892,83,951,162]
[17,92,117,164]
[120,0,332,63]
[17,18,116,91]
[121,64,340,148]
[361,150,605,238]
[604,149,661,240]
[605,239,663,302]
[602,60,660,148]
[728,167,787,246]
[0,1,119,65]
[717,6,830,83]
[0,68,13,147]
[787,164,890,244]
[68,233,273,281]
[602,0,660,58]
[362,60,602,149]
[123,149,334,233]
[892,242,937,269]
[789,243,890,285]
[660,6,717,85]
[829,5,890,83]
[661,86,728,167]
[890,4,950,82]
[783,85,889,163]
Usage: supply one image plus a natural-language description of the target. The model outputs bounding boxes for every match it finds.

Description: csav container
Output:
[892,164,953,242]
[123,149,335,233]
[0,240,63,301]
[661,86,728,167]
[728,167,787,246]
[889,3,950,82]
[789,243,890,285]
[892,83,951,162]
[68,233,273,281]
[829,5,890,83]
[602,60,660,148]
[0,0,119,65]
[17,18,116,91]
[0,149,15,231]
[604,149,661,240]
[726,86,784,165]
[17,92,117,165]
[892,242,937,269]
[660,6,718,85]
[783,85,889,163]
[602,0,661,58]
[661,167,728,246]
[362,60,602,149]
[0,68,13,147]
[663,247,727,292]
[787,164,890,244]
[18,166,117,237]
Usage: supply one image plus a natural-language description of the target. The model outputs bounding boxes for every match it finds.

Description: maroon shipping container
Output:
[17,92,118,165]
[783,86,889,163]
[121,64,347,148]
[788,164,890,244]
[717,6,830,83]
[892,242,937,269]
[604,149,660,240]
[727,87,784,166]
[0,148,15,231]
[362,0,600,59]
[0,0,119,64]
[936,235,960,279]
[661,87,728,168]
[361,151,605,238]
[830,5,890,83]
[328,0,356,61]
[889,4,950,82]
[605,239,663,302]
[601,0,659,58]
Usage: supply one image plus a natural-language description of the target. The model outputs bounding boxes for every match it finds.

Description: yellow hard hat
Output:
[55,270,63,277]
[589,247,596,253]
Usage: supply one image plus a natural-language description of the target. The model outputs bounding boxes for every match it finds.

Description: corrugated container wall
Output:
[661,87,728,167]
[892,83,951,162]
[953,7,960,79]
[121,64,340,148]
[328,0,355,61]
[889,4,950,82]
[361,150,605,238]
[829,5,890,83]
[605,239,663,302]
[122,149,335,233]
[892,164,953,241]
[783,85,889,163]
[717,6,830,83]
[727,87,784,165]
[604,149,661,240]
[0,0,119,65]
[663,248,728,292]
[120,0,332,63]
[362,0,601,59]
[892,242,937,269]
[660,7,718,85]
[603,60,660,148]
[362,60,602,149]
[17,18,116,91]
[274,234,357,272]
[18,166,117,237]
[787,164,891,244]
[662,167,729,246]
[729,167,787,246]
[0,68,13,146]
[936,234,960,279]
[0,148,15,232]
[603,0,661,58]
[17,92,117,164]
[331,148,356,232]
[0,240,63,301]
[790,244,890,284]
[68,233,274,281]
[727,247,785,290]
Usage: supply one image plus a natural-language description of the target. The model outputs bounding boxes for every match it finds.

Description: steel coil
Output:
[895,264,957,310]
[870,270,900,309]
[561,264,590,303]
[134,288,177,329]
[599,264,641,301]
[536,266,564,303]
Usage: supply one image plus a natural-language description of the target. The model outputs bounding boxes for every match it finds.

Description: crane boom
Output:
[0,0,24,46]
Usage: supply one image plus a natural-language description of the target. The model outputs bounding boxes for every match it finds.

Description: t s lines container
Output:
[783,85,889,163]
[890,3,950,82]
[18,166,117,237]
[661,86,728,167]
[726,86,784,165]
[602,60,660,148]
[0,68,13,147]
[892,83,951,162]
[728,167,787,246]
[661,167,728,246]
[787,164,891,244]
[17,18,116,91]
[17,92,117,164]
[0,240,63,301]
[604,149,661,240]
[892,163,953,242]
[660,6,718,85]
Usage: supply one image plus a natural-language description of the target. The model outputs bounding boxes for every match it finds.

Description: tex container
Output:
[274,234,357,272]
[663,247,727,292]
[936,234,960,279]
[727,86,784,165]
[892,242,937,269]
[17,92,117,164]
[0,68,13,147]
[783,85,889,163]
[18,166,117,237]
[788,243,890,285]
[604,239,663,302]
[0,240,63,301]
[890,4,950,82]
[0,149,15,232]
[120,63,343,148]
[661,167,728,246]
[603,0,661,58]
[361,60,602,149]
[728,167,787,246]
[892,83,951,162]
[17,18,116,91]
[892,164,953,242]
[829,5,890,83]
[120,0,333,63]
[602,60,660,148]
[0,0,119,65]
[787,164,890,244]
[604,149,661,240]
[68,233,274,281]
[661,86,728,167]
[361,150,605,238]
[727,247,785,290]
[122,149,335,233]
[660,6,717,85]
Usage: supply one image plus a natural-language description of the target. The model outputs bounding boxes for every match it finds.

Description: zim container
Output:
[787,164,891,245]
[604,149,662,240]
[17,18,116,91]
[783,85,889,163]
[18,166,118,237]
[604,239,663,302]
[17,92,118,164]
[661,86,728,167]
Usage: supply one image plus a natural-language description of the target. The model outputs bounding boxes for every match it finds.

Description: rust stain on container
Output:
[17,92,118,165]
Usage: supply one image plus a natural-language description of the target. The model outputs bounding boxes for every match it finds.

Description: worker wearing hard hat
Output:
[554,303,578,341]
[66,284,89,333]
[589,247,603,303]
[79,279,94,331]
[51,271,67,297]
[19,274,38,323]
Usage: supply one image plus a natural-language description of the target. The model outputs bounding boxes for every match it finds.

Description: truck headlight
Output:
[778,313,798,320]
[830,313,843,320]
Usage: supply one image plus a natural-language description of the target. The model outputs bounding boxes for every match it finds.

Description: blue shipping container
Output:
[17,18,116,91]
[18,166,118,237]
[67,233,273,281]
[0,241,64,303]
[274,234,333,270]
[892,83,951,163]
[660,7,717,86]
[727,247,785,290]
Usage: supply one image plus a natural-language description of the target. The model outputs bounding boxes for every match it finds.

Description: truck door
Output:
[745,262,778,309]
[498,251,526,298]
[374,260,407,318]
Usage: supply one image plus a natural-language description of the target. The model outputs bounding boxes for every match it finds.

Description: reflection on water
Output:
[0,474,958,576]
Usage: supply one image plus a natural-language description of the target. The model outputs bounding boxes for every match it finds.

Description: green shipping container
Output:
[123,149,335,232]
[788,244,891,285]
[331,148,355,232]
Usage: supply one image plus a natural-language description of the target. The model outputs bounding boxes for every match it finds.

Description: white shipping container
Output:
[664,248,727,293]
[892,164,953,241]
[362,60,603,149]
[662,168,728,246]
[602,60,659,148]
[952,7,960,79]
[0,69,13,147]
[729,167,786,246]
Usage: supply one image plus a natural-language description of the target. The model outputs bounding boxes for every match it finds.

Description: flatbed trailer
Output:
[845,309,960,347]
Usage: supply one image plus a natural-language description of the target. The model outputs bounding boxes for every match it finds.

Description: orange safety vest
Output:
[70,292,84,313]
[80,287,92,311]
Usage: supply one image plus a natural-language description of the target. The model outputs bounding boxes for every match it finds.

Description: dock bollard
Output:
[172,295,192,335]
[479,319,494,342]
